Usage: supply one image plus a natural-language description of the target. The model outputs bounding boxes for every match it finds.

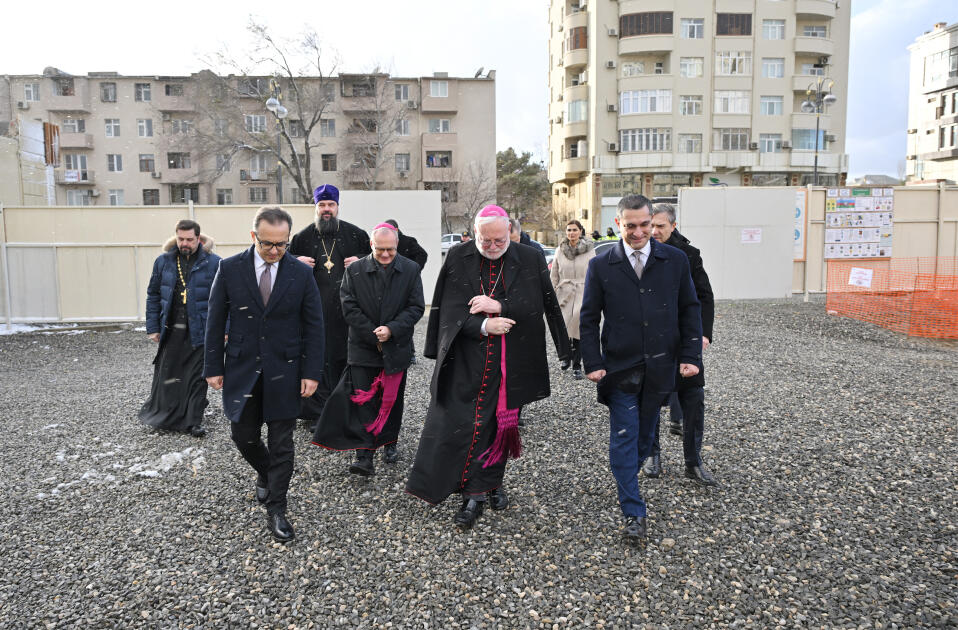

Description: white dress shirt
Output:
[253,249,278,287]
[623,240,651,271]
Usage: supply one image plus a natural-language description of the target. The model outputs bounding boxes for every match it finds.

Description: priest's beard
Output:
[316,215,339,235]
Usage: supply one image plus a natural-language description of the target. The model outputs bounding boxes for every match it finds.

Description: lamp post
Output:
[800,77,838,186]
[265,79,288,203]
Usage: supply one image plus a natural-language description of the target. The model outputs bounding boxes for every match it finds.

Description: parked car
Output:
[538,245,556,266]
[594,240,617,257]
[441,233,463,251]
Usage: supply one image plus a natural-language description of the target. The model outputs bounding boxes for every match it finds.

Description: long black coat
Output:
[203,247,325,423]
[665,229,714,389]
[424,241,571,409]
[397,231,428,270]
[340,254,425,373]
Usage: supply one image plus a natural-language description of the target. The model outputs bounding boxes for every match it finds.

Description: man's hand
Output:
[702,336,711,351]
[373,326,392,343]
[301,378,319,397]
[468,295,502,315]
[587,369,606,383]
[297,256,315,268]
[344,256,360,267]
[206,376,224,390]
[148,333,160,343]
[485,317,516,335]
[679,363,700,378]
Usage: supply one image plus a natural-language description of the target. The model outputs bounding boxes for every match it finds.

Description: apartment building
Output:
[0,68,495,221]
[905,21,958,184]
[548,0,850,232]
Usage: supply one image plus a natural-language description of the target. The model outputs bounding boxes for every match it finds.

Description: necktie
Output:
[259,263,272,305]
[633,251,644,280]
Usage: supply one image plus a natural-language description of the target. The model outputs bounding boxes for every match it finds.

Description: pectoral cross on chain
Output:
[323,259,334,273]
[180,289,187,304]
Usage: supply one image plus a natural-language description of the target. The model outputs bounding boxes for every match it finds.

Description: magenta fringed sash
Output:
[350,369,404,436]
[479,334,522,468]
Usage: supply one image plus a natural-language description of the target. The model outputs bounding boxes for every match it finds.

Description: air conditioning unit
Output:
[607,28,618,37]
[824,134,836,143]
[162,113,171,121]
[749,142,759,150]
[240,169,249,181]
[782,141,792,149]
[90,190,100,197]
[407,100,418,109]
[607,104,617,112]
[398,171,408,178]
[558,58,564,67]
[608,143,619,152]
[16,101,28,110]
[151,171,161,179]
[907,128,918,134]
[557,93,564,101]
[935,106,944,118]
[605,61,616,69]
[554,115,563,124]
[818,56,830,65]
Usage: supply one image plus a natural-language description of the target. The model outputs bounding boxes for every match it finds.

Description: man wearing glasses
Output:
[204,206,325,543]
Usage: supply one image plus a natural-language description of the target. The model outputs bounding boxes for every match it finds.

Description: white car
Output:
[441,233,463,251]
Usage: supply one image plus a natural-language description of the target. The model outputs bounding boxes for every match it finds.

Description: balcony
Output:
[564,120,588,139]
[791,112,832,130]
[154,94,195,112]
[563,9,587,32]
[672,154,707,170]
[617,152,673,169]
[563,83,589,103]
[563,47,588,70]
[239,169,277,182]
[422,132,458,149]
[715,0,757,12]
[421,93,459,113]
[795,0,837,19]
[619,35,673,56]
[709,152,758,168]
[619,0,675,13]
[757,152,790,170]
[618,74,674,91]
[562,156,589,176]
[55,169,95,184]
[47,92,91,113]
[340,95,379,112]
[794,36,835,57]
[792,75,825,92]
[58,133,94,149]
[790,151,845,169]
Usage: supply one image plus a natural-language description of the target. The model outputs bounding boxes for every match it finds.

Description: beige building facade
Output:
[0,69,495,228]
[905,21,958,184]
[547,0,850,233]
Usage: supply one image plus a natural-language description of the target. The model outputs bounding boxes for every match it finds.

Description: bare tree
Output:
[340,71,408,191]
[427,160,496,233]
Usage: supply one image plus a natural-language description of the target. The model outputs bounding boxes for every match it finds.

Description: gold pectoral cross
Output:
[180,289,187,304]
[323,259,335,273]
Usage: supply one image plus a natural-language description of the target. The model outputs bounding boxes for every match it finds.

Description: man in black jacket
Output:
[645,203,717,486]
[383,219,428,270]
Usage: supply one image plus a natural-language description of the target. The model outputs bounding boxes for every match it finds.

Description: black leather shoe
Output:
[453,498,484,528]
[622,516,648,540]
[487,487,509,511]
[559,359,571,371]
[349,451,375,476]
[668,420,682,437]
[255,476,269,504]
[642,454,662,478]
[572,369,584,380]
[267,512,295,543]
[685,463,718,487]
[382,443,399,464]
[189,425,207,438]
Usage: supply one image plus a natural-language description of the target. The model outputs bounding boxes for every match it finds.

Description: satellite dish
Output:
[474,67,484,78]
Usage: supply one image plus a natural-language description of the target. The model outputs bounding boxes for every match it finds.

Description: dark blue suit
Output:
[580,239,702,518]
[204,246,324,515]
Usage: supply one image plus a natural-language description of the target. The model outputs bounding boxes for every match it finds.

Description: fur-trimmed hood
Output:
[559,237,594,260]
[163,233,215,253]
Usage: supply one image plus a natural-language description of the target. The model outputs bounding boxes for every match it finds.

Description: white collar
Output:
[622,240,651,260]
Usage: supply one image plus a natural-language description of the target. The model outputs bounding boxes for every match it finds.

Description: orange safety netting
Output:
[826,257,958,339]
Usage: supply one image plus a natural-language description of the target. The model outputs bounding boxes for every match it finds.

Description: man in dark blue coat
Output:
[139,220,220,437]
[580,194,702,541]
[204,206,325,543]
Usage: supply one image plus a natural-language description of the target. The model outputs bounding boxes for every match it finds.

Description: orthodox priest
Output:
[406,205,570,528]
[289,184,371,428]
[312,223,424,475]
[139,220,220,437]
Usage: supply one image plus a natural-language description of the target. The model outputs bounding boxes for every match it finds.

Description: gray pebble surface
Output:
[0,298,955,628]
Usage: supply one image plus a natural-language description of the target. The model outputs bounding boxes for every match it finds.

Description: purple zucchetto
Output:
[313,184,340,204]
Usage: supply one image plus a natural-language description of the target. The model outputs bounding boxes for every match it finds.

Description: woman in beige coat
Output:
[550,219,595,379]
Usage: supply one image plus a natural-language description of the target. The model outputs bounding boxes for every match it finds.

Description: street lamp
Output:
[265,79,288,203]
[800,77,838,186]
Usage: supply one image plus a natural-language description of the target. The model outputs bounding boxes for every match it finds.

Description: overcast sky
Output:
[2,0,955,178]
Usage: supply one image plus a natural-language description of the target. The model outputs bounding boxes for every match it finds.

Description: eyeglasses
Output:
[256,238,289,251]
[477,237,508,247]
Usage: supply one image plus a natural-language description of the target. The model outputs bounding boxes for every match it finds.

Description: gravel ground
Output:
[0,298,955,629]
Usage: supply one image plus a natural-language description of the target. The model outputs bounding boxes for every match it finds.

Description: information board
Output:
[824,187,894,259]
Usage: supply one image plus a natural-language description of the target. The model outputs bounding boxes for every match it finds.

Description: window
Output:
[396,119,411,136]
[106,154,123,172]
[621,62,646,77]
[143,189,160,205]
[653,174,691,197]
[24,82,39,101]
[321,154,337,171]
[249,187,268,203]
[395,84,409,100]
[713,128,750,150]
[134,83,151,102]
[428,118,451,133]
[619,128,671,152]
[64,153,87,175]
[680,18,704,39]
[716,13,752,36]
[619,12,673,37]
[100,82,116,102]
[216,189,233,205]
[170,119,193,134]
[164,83,184,96]
[800,63,825,76]
[759,133,782,153]
[760,96,784,115]
[171,185,199,204]
[791,128,825,150]
[66,190,91,206]
[426,151,452,168]
[567,99,588,122]
[214,119,229,136]
[55,78,75,96]
[430,80,448,97]
[287,120,305,137]
[137,119,153,137]
[679,58,704,78]
[677,133,702,153]
[568,140,585,158]
[167,152,191,169]
[679,95,703,115]
[715,51,752,75]
[566,26,587,50]
[762,19,785,40]
[395,153,410,171]
[105,119,120,137]
[61,118,85,133]
[762,58,785,78]
[803,25,827,38]
[320,119,336,137]
[250,154,268,175]
[620,90,672,114]
[139,154,155,173]
[216,154,231,172]
[424,181,458,202]
[238,78,269,97]
[108,189,124,206]
[752,173,788,187]
[321,82,336,101]
[245,115,266,133]
[922,46,958,84]
[714,90,750,114]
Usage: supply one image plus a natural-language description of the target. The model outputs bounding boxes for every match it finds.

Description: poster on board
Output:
[794,189,807,261]
[824,187,894,259]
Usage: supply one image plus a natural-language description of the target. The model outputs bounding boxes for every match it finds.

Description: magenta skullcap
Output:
[373,222,398,231]
[478,205,507,218]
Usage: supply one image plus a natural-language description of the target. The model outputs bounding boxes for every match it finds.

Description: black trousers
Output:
[650,385,705,467]
[230,377,296,515]
[570,338,582,370]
